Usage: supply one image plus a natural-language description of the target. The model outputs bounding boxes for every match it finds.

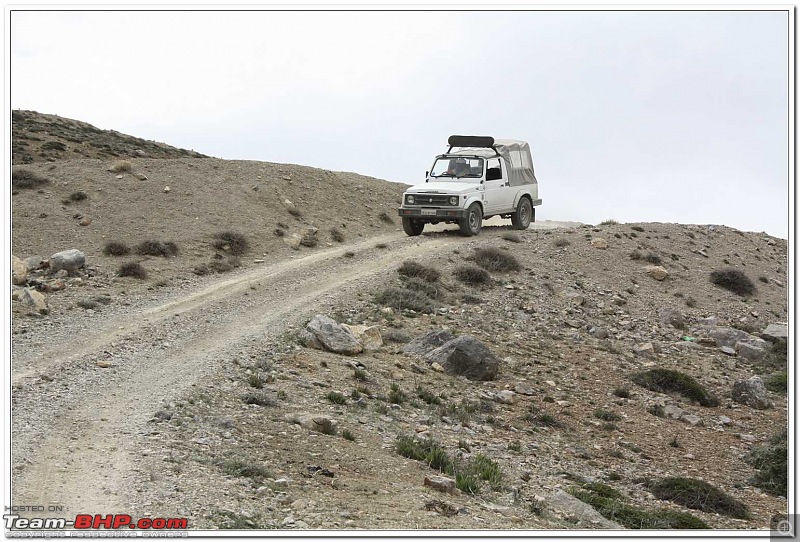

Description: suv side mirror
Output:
[486,168,502,181]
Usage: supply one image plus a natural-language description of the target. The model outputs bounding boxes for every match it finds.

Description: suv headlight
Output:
[406,194,415,205]
[449,196,458,206]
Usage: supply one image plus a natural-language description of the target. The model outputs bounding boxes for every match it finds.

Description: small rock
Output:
[514,383,536,396]
[306,314,363,356]
[12,255,28,285]
[404,330,455,356]
[22,288,49,315]
[720,346,736,356]
[115,174,124,179]
[423,475,460,495]
[591,238,608,249]
[663,405,685,420]
[133,172,148,180]
[285,412,338,434]
[341,324,383,351]
[48,249,85,275]
[495,390,516,404]
[645,265,669,281]
[761,323,788,342]
[164,186,171,193]
[718,416,732,425]
[95,360,113,368]
[633,342,655,358]
[658,307,685,329]
[681,414,702,426]
[423,335,500,381]
[735,341,765,362]
[79,217,92,226]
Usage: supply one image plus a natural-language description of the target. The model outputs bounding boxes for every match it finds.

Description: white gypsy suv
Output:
[397,135,541,236]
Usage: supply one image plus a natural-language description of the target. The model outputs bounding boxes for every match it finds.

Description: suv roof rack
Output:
[447,135,495,152]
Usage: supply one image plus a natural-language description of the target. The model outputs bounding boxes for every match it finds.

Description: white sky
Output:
[8,7,792,238]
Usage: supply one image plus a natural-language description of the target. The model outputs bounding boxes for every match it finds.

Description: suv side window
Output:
[486,158,502,181]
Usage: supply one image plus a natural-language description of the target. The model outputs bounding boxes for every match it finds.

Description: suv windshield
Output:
[431,157,483,179]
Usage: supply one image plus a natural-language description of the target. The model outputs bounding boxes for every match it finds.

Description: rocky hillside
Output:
[10,113,788,533]
[12,109,209,164]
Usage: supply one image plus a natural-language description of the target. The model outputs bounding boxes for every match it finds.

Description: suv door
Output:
[483,158,515,214]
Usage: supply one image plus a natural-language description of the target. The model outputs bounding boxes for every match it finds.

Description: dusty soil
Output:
[10,112,789,533]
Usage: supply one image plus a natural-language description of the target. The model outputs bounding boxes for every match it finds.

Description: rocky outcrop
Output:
[305,314,362,355]
[423,335,499,381]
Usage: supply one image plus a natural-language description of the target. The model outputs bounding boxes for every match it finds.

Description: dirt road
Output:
[11,221,574,516]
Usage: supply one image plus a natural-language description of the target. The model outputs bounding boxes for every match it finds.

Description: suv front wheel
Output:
[459,203,483,236]
[402,217,425,236]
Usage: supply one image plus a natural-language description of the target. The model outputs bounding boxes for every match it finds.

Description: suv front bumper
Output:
[398,207,468,220]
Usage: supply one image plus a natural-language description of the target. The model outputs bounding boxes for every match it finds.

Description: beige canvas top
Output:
[447,138,537,187]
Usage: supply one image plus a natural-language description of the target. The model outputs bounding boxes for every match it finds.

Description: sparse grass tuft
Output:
[594,409,622,422]
[379,211,394,224]
[299,230,319,248]
[570,488,709,529]
[242,391,277,407]
[646,477,749,519]
[326,391,347,405]
[416,386,441,405]
[631,226,645,232]
[342,429,356,442]
[453,265,491,285]
[613,388,631,399]
[629,250,643,260]
[398,260,440,282]
[554,238,571,248]
[388,383,407,404]
[631,368,719,407]
[710,268,756,297]
[109,160,132,173]
[247,374,265,389]
[220,458,271,481]
[353,368,368,381]
[644,253,662,264]
[400,276,445,299]
[136,240,179,257]
[600,219,618,225]
[330,227,345,243]
[471,247,521,272]
[214,231,249,255]
[69,191,88,202]
[103,241,130,256]
[118,262,147,279]
[12,168,50,189]
[764,371,787,395]
[745,430,787,497]
[502,232,521,243]
[374,287,434,313]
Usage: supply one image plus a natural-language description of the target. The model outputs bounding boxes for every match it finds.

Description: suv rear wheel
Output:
[459,203,483,236]
[511,198,532,230]
[402,217,425,236]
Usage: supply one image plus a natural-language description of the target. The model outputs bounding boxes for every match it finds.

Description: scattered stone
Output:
[663,404,685,420]
[115,174,124,180]
[707,326,763,349]
[24,256,44,271]
[307,465,335,477]
[645,265,669,281]
[732,377,772,409]
[495,390,516,404]
[698,316,719,327]
[735,341,765,362]
[424,335,499,381]
[720,346,736,356]
[430,362,445,373]
[718,416,732,425]
[589,327,608,339]
[48,249,85,275]
[546,489,622,529]
[95,360,113,368]
[423,475,459,495]
[696,337,716,346]
[306,314,363,356]
[658,307,685,329]
[761,323,788,342]
[12,256,28,285]
[285,413,338,434]
[404,330,455,356]
[633,342,654,357]
[164,185,171,193]
[153,410,173,421]
[22,288,49,315]
[591,238,608,249]
[283,199,298,213]
[133,172,148,180]
[341,324,383,351]
[79,217,92,226]
[681,414,702,426]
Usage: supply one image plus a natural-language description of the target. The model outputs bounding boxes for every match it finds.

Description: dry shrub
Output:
[136,240,179,257]
[471,247,521,272]
[214,231,249,255]
[118,262,147,279]
[398,260,440,282]
[12,168,50,189]
[103,241,130,256]
[710,268,756,297]
[109,160,132,173]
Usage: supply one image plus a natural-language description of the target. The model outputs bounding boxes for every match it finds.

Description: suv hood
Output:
[406,181,480,194]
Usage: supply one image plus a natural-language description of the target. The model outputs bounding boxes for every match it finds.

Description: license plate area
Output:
[421,209,436,216]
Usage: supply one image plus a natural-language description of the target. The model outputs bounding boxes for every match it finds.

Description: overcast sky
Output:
[9,8,791,238]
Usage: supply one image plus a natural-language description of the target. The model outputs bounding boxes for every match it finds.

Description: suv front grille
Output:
[413,194,451,206]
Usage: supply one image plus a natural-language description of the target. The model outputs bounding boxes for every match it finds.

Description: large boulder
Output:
[12,255,28,285]
[423,335,499,381]
[305,314,362,355]
[732,376,772,409]
[403,330,455,356]
[48,249,85,275]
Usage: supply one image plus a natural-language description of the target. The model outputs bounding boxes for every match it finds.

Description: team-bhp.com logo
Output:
[4,514,188,530]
